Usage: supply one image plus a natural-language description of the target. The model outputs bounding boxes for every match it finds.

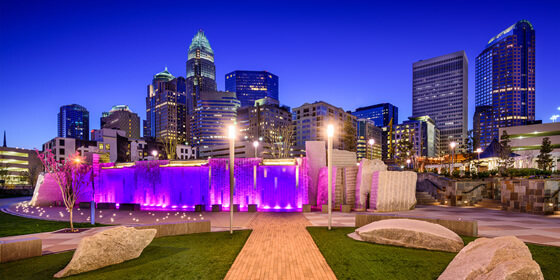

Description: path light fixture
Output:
[228,125,236,234]
[368,139,374,160]
[450,142,457,172]
[327,124,334,230]
[253,141,259,158]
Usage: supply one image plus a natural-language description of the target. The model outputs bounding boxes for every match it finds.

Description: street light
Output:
[327,124,334,230]
[406,159,411,170]
[368,139,374,160]
[253,141,259,158]
[476,148,482,172]
[228,125,236,234]
[450,142,457,173]
[152,150,158,160]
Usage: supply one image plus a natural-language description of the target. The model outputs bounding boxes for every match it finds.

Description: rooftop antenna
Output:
[2,130,6,147]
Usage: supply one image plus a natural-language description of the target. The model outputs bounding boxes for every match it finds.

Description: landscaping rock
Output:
[438,236,543,280]
[54,226,156,278]
[355,219,463,252]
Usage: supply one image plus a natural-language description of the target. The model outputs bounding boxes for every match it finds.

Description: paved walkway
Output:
[225,212,336,280]
[305,205,560,247]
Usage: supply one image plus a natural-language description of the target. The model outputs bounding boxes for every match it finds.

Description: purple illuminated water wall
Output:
[93,158,309,211]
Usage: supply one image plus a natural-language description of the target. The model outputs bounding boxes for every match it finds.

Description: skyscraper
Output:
[101,105,141,139]
[352,103,398,127]
[474,20,536,149]
[145,68,188,142]
[191,91,240,147]
[236,97,291,142]
[356,119,382,160]
[412,51,468,154]
[186,30,217,115]
[225,70,279,107]
[58,104,89,140]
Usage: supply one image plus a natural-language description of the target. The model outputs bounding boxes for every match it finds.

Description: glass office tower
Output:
[186,30,217,115]
[474,20,535,149]
[58,104,89,140]
[225,70,279,107]
[352,103,398,127]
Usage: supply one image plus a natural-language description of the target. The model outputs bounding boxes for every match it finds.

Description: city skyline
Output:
[1,0,559,149]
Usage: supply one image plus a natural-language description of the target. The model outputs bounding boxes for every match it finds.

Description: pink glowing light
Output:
[116,203,120,207]
[171,205,177,208]
[162,204,168,208]
[274,206,281,210]
[263,206,270,209]
[181,205,188,208]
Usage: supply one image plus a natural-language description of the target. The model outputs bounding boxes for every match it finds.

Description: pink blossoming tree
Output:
[36,149,92,232]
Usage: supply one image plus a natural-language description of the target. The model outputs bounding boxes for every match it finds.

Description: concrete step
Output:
[481,198,501,203]
[474,200,502,209]
[555,211,560,215]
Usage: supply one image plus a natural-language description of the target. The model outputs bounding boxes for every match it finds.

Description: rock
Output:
[355,159,387,209]
[355,219,463,252]
[439,236,543,280]
[317,166,337,206]
[54,226,157,278]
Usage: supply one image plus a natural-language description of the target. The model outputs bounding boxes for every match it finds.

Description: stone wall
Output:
[445,180,492,206]
[371,171,417,212]
[500,179,560,215]
[332,149,357,167]
[305,141,326,206]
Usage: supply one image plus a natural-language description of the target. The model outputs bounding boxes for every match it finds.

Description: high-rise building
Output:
[412,51,468,154]
[191,91,240,147]
[352,103,398,127]
[356,119,382,160]
[237,97,291,142]
[58,104,89,141]
[100,105,141,139]
[145,68,188,142]
[225,71,279,107]
[186,30,217,115]
[293,101,356,150]
[382,116,439,160]
[474,20,536,149]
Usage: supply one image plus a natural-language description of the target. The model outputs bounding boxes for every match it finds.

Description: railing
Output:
[548,189,559,200]
[425,179,445,192]
[463,184,488,194]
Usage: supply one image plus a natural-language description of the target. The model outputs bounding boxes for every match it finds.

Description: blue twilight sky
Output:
[1,0,559,149]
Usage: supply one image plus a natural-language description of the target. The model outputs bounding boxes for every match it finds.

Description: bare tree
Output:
[264,124,294,158]
[37,150,92,232]
[158,136,178,160]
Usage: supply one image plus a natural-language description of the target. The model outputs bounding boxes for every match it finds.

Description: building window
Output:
[106,144,110,150]
[59,139,65,146]
[59,148,65,155]
[99,143,104,150]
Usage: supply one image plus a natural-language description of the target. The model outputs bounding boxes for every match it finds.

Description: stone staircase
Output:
[474,198,502,209]
[416,192,440,205]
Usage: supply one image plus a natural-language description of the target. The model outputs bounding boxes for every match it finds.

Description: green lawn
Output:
[307,227,560,280]
[0,211,107,238]
[0,230,251,280]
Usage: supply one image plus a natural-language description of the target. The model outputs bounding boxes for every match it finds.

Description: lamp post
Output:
[253,140,259,158]
[228,125,236,234]
[327,124,334,230]
[406,159,411,170]
[476,148,482,172]
[368,139,374,160]
[152,150,158,160]
[450,142,456,173]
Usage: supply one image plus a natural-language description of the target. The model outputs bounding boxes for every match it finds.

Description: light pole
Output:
[228,125,236,234]
[476,148,482,172]
[368,139,374,160]
[450,142,456,173]
[406,159,411,170]
[327,124,334,230]
[152,150,158,160]
[253,141,259,158]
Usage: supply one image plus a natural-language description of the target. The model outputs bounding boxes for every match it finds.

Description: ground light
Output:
[327,124,334,230]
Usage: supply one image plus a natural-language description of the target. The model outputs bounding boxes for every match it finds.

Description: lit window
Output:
[98,143,104,150]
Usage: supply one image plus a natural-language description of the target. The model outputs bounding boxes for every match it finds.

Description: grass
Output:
[0,211,107,238]
[307,227,560,280]
[0,230,251,280]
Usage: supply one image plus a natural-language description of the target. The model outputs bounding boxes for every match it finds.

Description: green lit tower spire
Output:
[186,30,217,114]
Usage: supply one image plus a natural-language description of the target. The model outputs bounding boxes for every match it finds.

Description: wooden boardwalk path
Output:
[225,212,337,280]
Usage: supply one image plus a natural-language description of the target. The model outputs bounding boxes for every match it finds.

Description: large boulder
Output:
[54,226,157,278]
[354,219,463,252]
[439,236,543,280]
[355,159,387,209]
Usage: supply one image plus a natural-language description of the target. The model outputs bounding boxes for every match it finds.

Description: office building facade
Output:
[237,97,291,142]
[293,101,356,150]
[352,103,398,127]
[101,105,141,139]
[191,91,240,148]
[383,116,439,160]
[474,20,536,149]
[356,119,382,160]
[145,68,188,142]
[58,104,89,141]
[225,70,279,107]
[186,30,217,115]
[413,51,468,154]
